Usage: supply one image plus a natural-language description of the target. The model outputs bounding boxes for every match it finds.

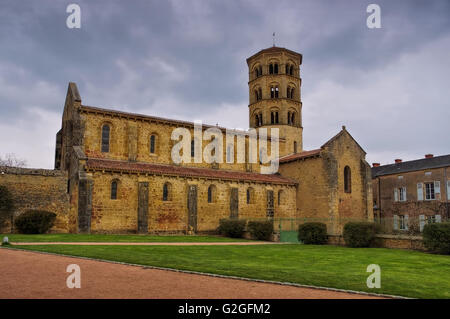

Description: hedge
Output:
[298,222,328,244]
[14,210,56,234]
[0,185,14,229]
[343,222,379,248]
[423,222,450,254]
[247,220,273,241]
[218,219,246,238]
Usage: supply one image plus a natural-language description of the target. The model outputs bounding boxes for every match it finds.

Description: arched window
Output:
[270,87,275,98]
[274,63,278,74]
[101,124,110,153]
[275,87,279,98]
[344,166,352,193]
[269,64,274,74]
[287,86,291,99]
[294,141,298,153]
[255,68,259,78]
[191,139,195,158]
[285,64,289,74]
[271,111,279,124]
[163,182,171,201]
[291,112,295,125]
[258,88,262,100]
[259,113,263,126]
[259,66,262,76]
[255,90,259,101]
[290,88,295,99]
[289,65,294,75]
[287,111,291,124]
[150,134,156,154]
[247,187,254,204]
[275,112,279,124]
[255,114,259,127]
[208,185,216,203]
[111,180,118,200]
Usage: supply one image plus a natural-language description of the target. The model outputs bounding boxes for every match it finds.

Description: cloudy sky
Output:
[0,0,449,169]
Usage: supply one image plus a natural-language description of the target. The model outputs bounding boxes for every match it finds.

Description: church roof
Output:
[278,149,322,164]
[86,158,297,185]
[246,46,302,64]
[372,154,450,178]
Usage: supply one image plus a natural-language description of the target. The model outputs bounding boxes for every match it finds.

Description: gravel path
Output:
[0,248,383,299]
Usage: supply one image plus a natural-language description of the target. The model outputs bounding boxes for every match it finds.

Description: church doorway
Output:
[137,182,149,233]
[267,190,274,218]
[187,185,198,233]
[230,188,239,219]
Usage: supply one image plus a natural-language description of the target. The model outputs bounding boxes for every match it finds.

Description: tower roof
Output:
[246,46,302,65]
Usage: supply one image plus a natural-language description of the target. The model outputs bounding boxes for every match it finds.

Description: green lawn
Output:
[0,233,248,243]
[7,244,450,299]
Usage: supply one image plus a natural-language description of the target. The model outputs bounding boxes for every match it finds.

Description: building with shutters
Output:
[1,46,374,235]
[372,154,450,233]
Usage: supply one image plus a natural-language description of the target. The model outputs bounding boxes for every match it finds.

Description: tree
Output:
[0,153,27,168]
[0,185,14,231]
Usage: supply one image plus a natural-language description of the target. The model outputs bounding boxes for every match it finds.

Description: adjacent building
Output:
[372,154,450,233]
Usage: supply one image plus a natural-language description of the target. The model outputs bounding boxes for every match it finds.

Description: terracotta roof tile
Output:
[279,149,321,164]
[86,158,297,185]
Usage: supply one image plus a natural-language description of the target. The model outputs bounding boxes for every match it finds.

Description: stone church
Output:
[1,46,373,235]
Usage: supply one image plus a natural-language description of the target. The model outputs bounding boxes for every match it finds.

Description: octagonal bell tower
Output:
[246,46,303,157]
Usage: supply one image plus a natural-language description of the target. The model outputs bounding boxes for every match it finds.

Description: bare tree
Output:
[0,153,27,168]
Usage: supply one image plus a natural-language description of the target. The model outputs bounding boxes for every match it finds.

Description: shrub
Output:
[14,210,56,234]
[343,222,379,248]
[218,219,246,238]
[0,185,14,229]
[298,222,328,244]
[423,222,450,254]
[247,220,273,241]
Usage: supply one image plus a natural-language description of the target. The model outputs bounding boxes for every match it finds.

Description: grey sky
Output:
[0,0,449,169]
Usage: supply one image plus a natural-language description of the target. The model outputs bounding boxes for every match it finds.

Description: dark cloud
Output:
[0,0,449,168]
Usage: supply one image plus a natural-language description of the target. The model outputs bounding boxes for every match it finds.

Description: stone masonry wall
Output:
[88,170,296,234]
[0,167,69,233]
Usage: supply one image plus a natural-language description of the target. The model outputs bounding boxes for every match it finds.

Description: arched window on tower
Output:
[271,112,274,124]
[287,86,291,99]
[274,64,279,74]
[259,113,263,126]
[285,64,289,74]
[259,66,262,76]
[344,166,352,193]
[287,111,291,125]
[290,65,294,75]
[270,87,275,98]
[275,112,279,124]
[275,87,279,98]
[255,68,259,78]
[269,64,274,74]
[258,88,262,100]
[255,114,259,127]
[111,180,118,200]
[291,112,295,125]
[101,124,110,153]
[290,88,295,99]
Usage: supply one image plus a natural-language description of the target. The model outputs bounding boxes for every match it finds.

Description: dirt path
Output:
[11,241,281,246]
[0,248,383,299]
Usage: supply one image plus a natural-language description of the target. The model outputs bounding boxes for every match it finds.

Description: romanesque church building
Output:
[1,47,373,235]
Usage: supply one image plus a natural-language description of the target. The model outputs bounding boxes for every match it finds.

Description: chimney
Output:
[395,159,402,164]
[372,163,380,167]
[425,154,434,159]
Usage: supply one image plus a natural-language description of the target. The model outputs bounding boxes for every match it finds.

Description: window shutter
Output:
[393,215,398,230]
[434,181,441,194]
[435,215,441,223]
[447,180,450,201]
[417,183,423,201]
[403,187,407,201]
[394,189,398,202]
[404,215,409,230]
[419,215,425,232]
